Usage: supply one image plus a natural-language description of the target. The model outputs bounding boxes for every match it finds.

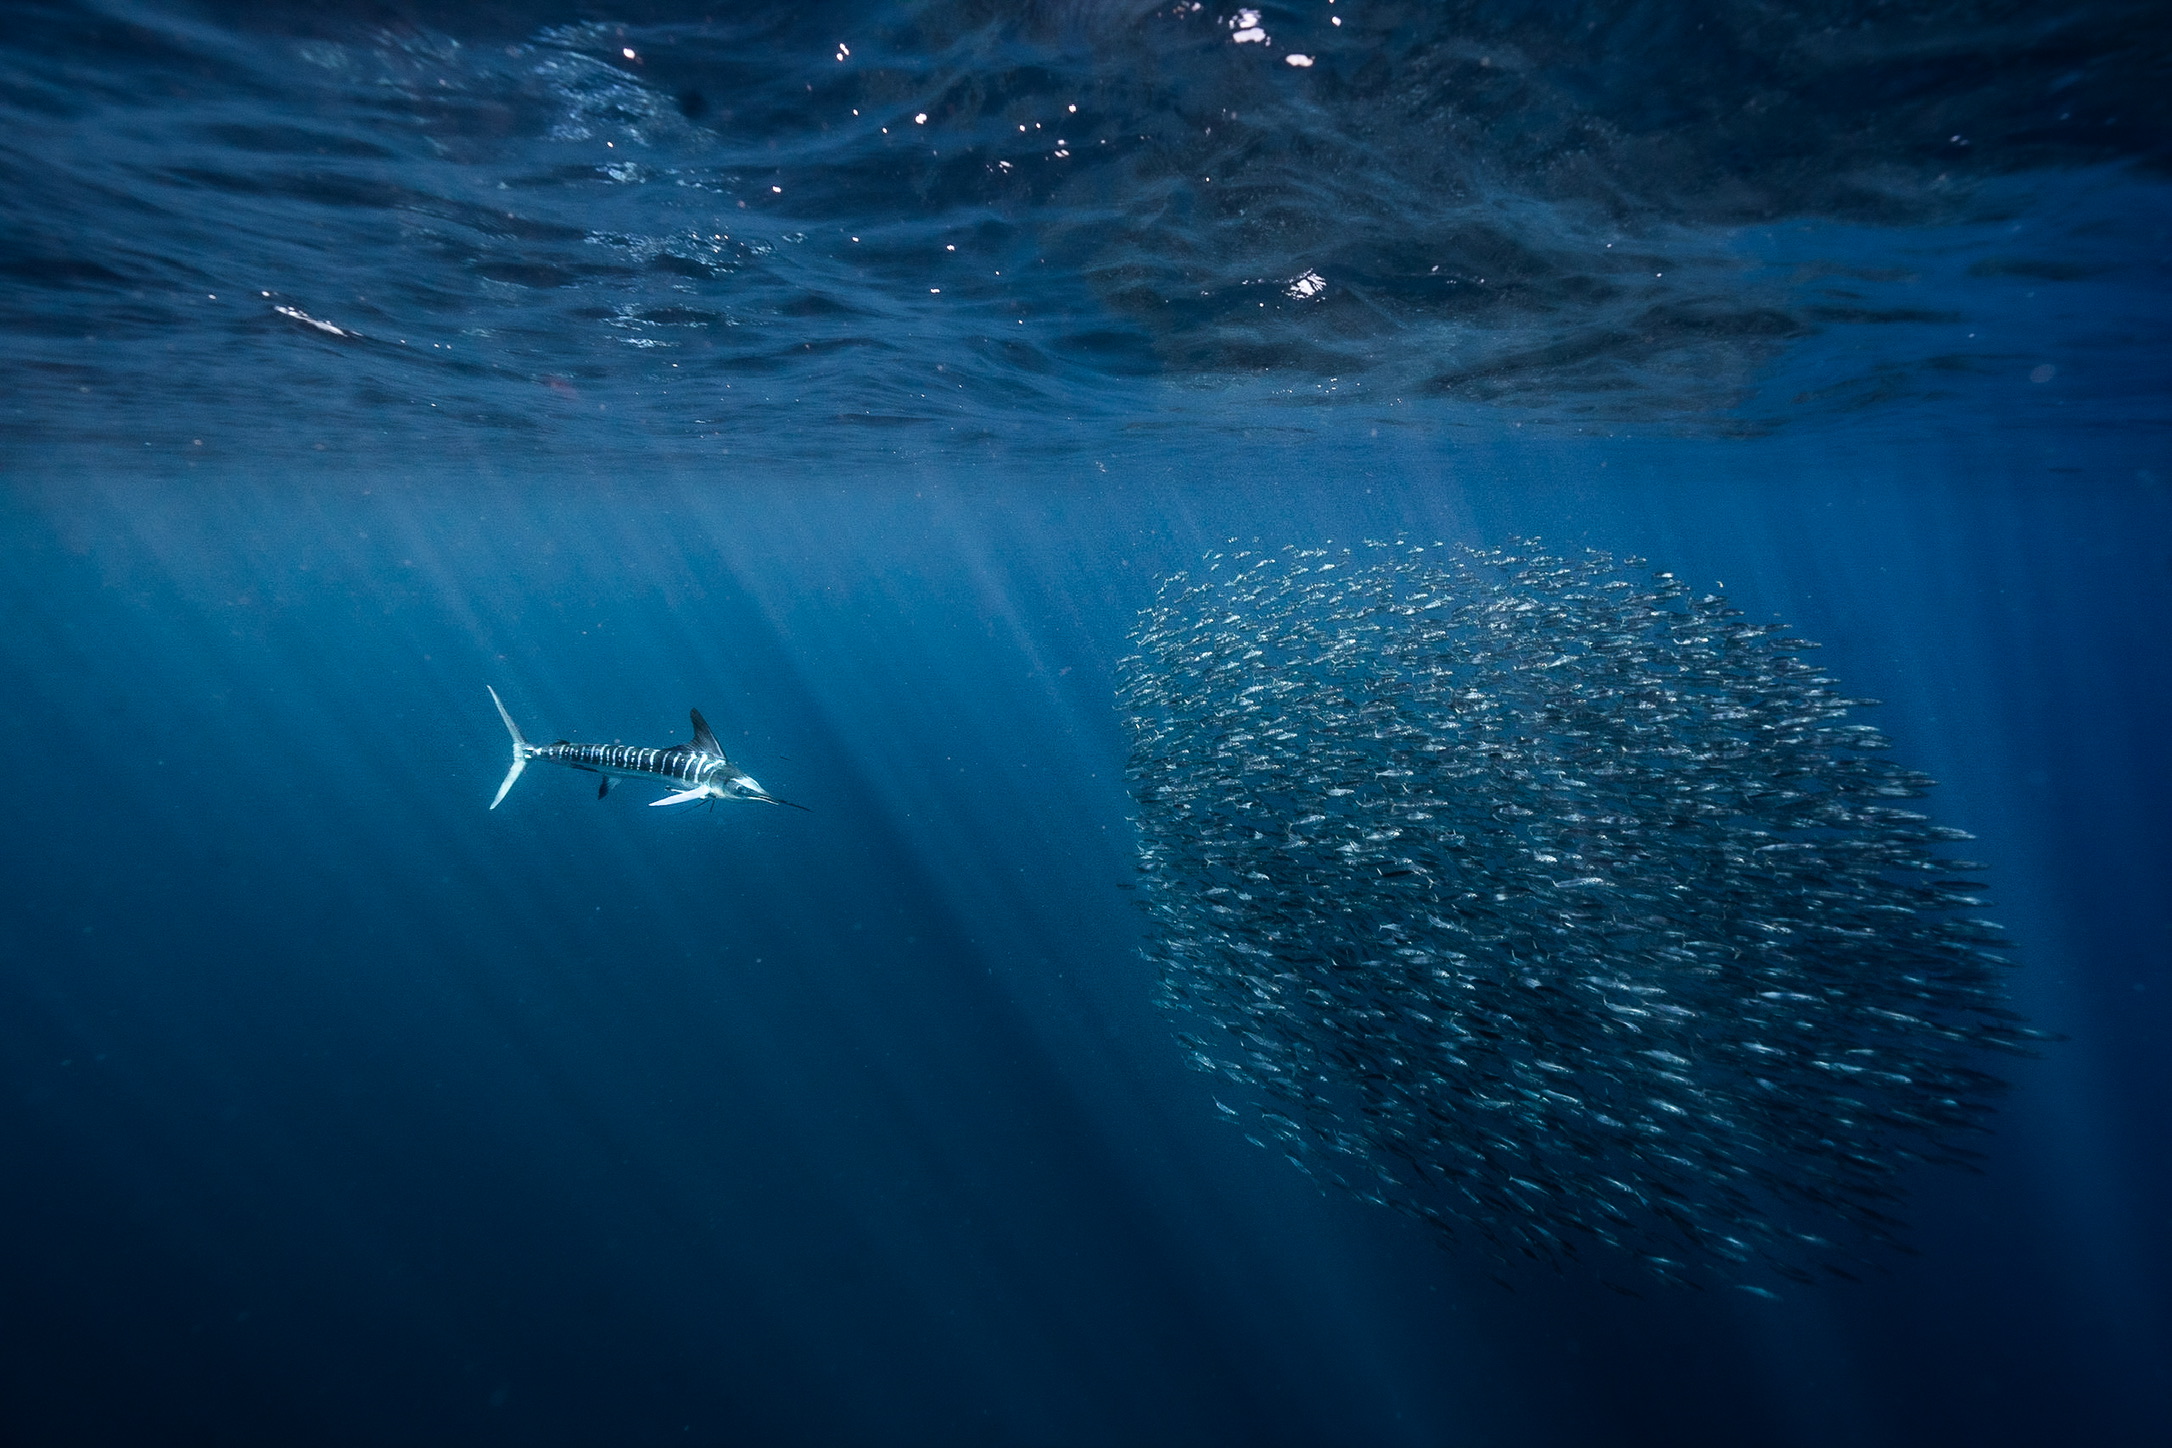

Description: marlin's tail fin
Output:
[487,685,529,809]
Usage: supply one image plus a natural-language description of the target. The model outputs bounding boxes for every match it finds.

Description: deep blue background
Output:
[4,1,2171,1443]
[5,419,2169,1445]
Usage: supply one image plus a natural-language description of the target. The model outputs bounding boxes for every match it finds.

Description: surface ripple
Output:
[4,0,2168,462]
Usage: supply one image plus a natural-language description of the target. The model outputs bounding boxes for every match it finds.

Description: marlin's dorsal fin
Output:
[689,708,725,758]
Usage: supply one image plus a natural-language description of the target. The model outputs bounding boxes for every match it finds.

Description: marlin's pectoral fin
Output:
[650,788,706,808]
[598,777,610,799]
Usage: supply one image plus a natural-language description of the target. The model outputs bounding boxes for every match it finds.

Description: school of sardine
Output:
[1119,543,2040,1290]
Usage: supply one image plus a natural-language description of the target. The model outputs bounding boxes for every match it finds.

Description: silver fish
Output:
[1120,543,2043,1290]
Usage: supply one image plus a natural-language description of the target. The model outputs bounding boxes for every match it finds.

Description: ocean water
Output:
[3,2,2170,1444]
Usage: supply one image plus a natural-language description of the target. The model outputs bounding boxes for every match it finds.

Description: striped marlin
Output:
[487,686,808,812]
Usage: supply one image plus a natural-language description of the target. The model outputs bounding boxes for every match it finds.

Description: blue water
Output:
[4,3,2170,1444]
